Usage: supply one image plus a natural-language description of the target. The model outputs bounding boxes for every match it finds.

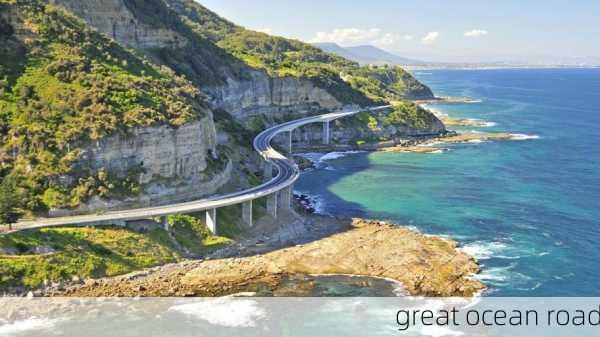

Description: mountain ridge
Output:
[313,42,426,66]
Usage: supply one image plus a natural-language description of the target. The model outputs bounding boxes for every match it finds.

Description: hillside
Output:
[51,0,441,139]
[0,0,226,215]
[167,0,434,103]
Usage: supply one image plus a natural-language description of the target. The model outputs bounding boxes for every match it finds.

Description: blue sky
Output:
[198,0,600,63]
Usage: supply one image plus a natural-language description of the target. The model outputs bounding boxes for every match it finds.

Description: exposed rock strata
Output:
[51,117,231,216]
[206,71,345,121]
[50,0,188,49]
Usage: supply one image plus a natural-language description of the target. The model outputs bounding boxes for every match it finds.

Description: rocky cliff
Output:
[49,0,187,49]
[206,71,345,121]
[53,115,231,216]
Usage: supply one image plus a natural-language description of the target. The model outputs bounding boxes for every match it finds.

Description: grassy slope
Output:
[0,226,179,291]
[0,0,211,213]
[0,209,251,292]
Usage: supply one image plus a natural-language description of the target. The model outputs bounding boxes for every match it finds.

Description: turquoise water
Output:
[296,69,600,296]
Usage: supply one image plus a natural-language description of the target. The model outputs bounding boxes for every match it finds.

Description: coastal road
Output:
[7,105,390,232]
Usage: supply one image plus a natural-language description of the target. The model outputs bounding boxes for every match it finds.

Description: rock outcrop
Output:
[206,71,345,121]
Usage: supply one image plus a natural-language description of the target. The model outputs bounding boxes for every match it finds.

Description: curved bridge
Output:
[7,106,390,234]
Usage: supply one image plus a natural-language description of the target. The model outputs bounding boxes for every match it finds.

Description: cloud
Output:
[421,32,439,45]
[403,35,414,41]
[310,28,382,44]
[374,33,399,46]
[464,29,488,38]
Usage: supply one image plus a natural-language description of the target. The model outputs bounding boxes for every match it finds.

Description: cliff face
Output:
[55,115,230,216]
[49,0,187,49]
[207,71,345,121]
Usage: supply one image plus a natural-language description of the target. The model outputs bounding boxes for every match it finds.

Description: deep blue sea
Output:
[296,69,600,296]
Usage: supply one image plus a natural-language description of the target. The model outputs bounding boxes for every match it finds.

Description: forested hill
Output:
[164,0,435,102]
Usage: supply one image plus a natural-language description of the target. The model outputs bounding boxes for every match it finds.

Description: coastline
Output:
[47,217,485,297]
[5,100,509,299]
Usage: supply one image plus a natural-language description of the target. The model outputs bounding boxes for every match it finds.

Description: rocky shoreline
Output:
[47,217,484,297]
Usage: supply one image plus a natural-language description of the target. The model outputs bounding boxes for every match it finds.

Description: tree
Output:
[0,175,22,229]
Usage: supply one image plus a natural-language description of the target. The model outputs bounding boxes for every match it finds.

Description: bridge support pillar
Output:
[323,121,330,145]
[279,186,293,210]
[263,162,273,182]
[267,193,278,218]
[206,208,217,235]
[285,130,293,155]
[242,200,253,227]
[160,216,170,231]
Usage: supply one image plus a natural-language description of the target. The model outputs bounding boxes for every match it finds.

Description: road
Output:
[8,106,390,232]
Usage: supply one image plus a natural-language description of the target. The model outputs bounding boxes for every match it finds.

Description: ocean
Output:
[295,68,600,296]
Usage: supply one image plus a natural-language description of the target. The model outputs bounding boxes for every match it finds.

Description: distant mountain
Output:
[309,42,360,62]
[313,43,426,66]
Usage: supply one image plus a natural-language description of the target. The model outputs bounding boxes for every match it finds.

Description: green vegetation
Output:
[0,226,179,291]
[0,175,23,226]
[343,65,434,101]
[0,208,256,291]
[163,0,240,42]
[383,101,440,130]
[0,0,210,213]
[122,0,248,87]
[167,214,232,255]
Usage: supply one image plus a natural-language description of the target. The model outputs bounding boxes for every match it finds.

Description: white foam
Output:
[0,317,60,335]
[296,191,326,214]
[459,241,507,260]
[168,297,265,328]
[510,133,540,140]
[473,263,529,286]
[294,152,324,164]
[319,151,365,162]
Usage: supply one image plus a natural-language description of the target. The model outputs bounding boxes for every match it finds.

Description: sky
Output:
[198,0,600,63]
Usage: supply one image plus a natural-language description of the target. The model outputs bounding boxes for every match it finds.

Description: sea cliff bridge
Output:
[6,106,390,234]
